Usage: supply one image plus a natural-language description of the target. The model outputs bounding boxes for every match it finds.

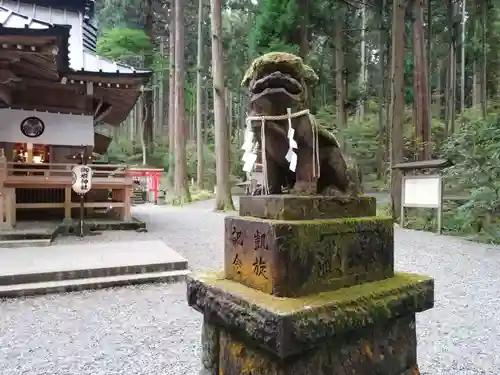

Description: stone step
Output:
[0,269,190,298]
[0,259,188,286]
[0,238,52,248]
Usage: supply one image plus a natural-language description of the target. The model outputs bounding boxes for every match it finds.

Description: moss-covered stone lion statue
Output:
[241,52,362,196]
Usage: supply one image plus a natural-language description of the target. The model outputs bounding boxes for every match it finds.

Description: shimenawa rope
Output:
[245,108,321,193]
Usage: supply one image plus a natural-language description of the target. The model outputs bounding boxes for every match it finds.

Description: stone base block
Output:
[239,195,376,220]
[187,272,434,359]
[225,216,394,297]
[214,314,420,375]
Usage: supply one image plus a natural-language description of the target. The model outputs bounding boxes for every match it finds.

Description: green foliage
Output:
[342,115,381,176]
[439,107,500,242]
[97,28,153,65]
[97,26,167,78]
[249,0,300,56]
[94,0,143,32]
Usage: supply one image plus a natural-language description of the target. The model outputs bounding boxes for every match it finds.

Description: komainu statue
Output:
[241,52,362,196]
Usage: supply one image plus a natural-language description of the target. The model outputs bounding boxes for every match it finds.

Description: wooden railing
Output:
[0,160,133,228]
[5,162,129,183]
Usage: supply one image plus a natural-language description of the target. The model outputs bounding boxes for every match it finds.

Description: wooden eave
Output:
[0,23,151,126]
[8,82,94,115]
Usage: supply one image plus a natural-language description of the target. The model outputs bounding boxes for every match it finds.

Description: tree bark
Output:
[433,60,442,118]
[480,0,487,118]
[460,0,466,112]
[143,0,154,161]
[377,0,387,178]
[389,0,406,220]
[411,0,431,160]
[357,2,366,121]
[196,0,204,189]
[173,0,191,203]
[471,0,480,107]
[167,3,176,188]
[298,0,309,60]
[211,0,234,211]
[446,0,458,135]
[335,5,346,151]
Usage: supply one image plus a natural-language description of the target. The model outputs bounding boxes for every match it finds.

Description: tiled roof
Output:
[81,49,151,75]
[0,4,150,76]
[0,4,51,28]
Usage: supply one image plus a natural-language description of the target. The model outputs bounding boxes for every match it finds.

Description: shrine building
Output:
[0,0,152,228]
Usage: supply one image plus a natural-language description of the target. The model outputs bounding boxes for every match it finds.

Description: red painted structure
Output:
[129,168,164,201]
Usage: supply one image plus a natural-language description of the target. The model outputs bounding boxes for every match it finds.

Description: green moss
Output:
[235,216,392,265]
[226,215,393,296]
[241,52,318,88]
[236,215,386,226]
[223,331,275,374]
[239,195,377,220]
[194,272,432,315]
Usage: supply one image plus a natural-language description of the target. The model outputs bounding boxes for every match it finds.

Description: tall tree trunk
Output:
[173,0,191,203]
[335,4,346,151]
[411,0,431,160]
[376,0,387,178]
[472,61,480,106]
[389,0,406,220]
[357,2,366,121]
[446,0,458,135]
[168,4,176,188]
[159,36,165,134]
[472,0,480,107]
[480,0,487,118]
[143,0,154,161]
[427,0,432,117]
[298,0,309,60]
[196,0,204,189]
[433,61,442,118]
[460,0,466,112]
[211,0,234,211]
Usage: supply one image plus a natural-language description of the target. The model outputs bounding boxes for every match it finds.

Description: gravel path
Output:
[0,200,499,374]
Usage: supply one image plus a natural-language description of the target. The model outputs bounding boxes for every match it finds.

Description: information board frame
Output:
[400,174,443,234]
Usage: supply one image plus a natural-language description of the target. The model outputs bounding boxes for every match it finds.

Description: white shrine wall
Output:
[0,109,94,147]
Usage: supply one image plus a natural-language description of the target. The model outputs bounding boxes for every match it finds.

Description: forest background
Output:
[94,0,500,243]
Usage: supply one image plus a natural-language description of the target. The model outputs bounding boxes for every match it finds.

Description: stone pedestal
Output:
[187,195,434,375]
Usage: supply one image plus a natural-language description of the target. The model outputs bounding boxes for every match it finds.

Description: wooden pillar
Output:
[0,149,6,228]
[123,168,132,222]
[64,186,72,220]
[10,188,15,226]
[121,187,132,222]
[26,143,33,163]
[0,149,14,228]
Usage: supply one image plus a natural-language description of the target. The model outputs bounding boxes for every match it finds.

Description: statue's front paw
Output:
[291,181,317,196]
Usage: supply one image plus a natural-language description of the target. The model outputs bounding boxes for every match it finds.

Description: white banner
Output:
[0,109,94,146]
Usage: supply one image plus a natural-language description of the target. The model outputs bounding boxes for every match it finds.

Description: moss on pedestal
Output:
[238,195,376,220]
[187,272,434,358]
[225,216,394,296]
[218,315,419,375]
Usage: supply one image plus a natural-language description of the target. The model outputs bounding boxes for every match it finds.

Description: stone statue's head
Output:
[241,52,318,115]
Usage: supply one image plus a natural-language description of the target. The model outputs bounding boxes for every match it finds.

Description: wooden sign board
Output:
[401,174,443,233]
